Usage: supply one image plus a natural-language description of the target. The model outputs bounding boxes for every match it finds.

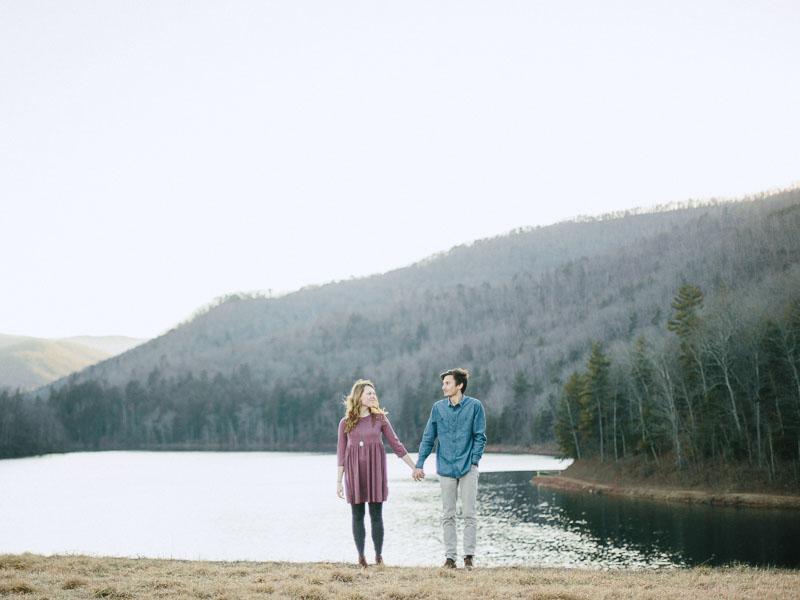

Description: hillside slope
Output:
[56,194,794,392]
[22,187,800,457]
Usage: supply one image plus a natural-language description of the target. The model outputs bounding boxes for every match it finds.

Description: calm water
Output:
[1,452,798,568]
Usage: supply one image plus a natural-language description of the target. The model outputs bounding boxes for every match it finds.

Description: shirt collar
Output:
[447,395,469,408]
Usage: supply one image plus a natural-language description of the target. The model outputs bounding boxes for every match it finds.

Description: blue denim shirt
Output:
[415,395,487,478]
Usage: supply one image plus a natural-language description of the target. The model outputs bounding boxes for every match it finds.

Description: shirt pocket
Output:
[437,414,452,434]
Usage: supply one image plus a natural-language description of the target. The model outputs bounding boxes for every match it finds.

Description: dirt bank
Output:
[534,458,800,509]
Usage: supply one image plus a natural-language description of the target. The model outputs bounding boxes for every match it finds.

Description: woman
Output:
[337,379,416,567]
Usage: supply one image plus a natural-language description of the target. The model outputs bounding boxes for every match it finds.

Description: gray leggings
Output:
[351,502,384,557]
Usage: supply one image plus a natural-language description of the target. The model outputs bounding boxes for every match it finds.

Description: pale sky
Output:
[2,1,798,340]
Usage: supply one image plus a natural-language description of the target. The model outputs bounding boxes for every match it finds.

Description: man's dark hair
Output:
[440,368,469,393]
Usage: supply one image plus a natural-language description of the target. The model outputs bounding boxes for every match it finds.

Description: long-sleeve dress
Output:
[337,414,407,504]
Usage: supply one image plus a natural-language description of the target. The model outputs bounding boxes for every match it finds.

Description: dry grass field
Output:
[1,554,798,600]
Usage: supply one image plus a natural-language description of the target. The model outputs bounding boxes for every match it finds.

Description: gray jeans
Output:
[439,464,479,560]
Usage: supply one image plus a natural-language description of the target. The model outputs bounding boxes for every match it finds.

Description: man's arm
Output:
[416,407,437,469]
[471,401,487,465]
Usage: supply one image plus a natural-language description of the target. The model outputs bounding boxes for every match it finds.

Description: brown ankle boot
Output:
[358,555,368,568]
[375,555,383,565]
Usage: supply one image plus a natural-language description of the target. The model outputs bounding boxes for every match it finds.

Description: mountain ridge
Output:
[11,187,798,462]
[47,196,768,392]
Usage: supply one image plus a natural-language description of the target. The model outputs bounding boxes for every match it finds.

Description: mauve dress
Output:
[337,415,407,504]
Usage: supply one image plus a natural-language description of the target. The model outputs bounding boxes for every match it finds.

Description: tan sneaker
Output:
[442,558,457,569]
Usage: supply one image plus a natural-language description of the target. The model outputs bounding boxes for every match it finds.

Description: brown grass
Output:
[0,554,798,600]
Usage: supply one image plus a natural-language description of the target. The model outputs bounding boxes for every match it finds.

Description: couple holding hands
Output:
[336,368,487,569]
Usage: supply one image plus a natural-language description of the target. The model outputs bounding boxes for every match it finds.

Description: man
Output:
[413,368,487,569]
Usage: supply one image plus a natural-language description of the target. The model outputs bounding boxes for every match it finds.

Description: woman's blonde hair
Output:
[343,379,387,433]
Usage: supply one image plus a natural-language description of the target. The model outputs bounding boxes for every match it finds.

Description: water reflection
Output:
[478,471,800,569]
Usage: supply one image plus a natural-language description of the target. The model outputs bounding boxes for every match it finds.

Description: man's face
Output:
[442,375,462,398]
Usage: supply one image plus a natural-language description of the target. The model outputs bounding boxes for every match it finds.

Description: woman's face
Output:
[360,386,377,409]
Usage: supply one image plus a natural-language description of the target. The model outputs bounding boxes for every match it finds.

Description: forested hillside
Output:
[3,188,799,477]
[554,276,800,483]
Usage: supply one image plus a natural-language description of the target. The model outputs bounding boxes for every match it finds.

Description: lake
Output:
[1,451,798,568]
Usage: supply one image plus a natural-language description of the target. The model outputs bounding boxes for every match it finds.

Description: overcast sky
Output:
[2,1,798,340]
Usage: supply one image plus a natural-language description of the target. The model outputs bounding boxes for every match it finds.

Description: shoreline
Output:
[2,445,562,462]
[534,473,800,510]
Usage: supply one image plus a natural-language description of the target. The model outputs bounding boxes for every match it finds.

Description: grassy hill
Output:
[0,335,143,391]
[0,338,109,391]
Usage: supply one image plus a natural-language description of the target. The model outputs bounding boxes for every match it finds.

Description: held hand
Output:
[412,468,425,481]
[336,481,344,499]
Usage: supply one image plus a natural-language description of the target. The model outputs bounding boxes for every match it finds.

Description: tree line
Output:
[554,281,800,482]
[8,272,798,476]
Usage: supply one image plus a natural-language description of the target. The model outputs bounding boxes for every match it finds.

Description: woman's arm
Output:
[336,419,347,498]
[400,453,416,471]
[381,417,408,458]
[381,417,416,472]
[337,466,345,499]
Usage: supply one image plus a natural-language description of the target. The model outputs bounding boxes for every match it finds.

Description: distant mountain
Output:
[0,334,144,391]
[60,335,144,356]
[0,334,31,350]
[28,187,799,458]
